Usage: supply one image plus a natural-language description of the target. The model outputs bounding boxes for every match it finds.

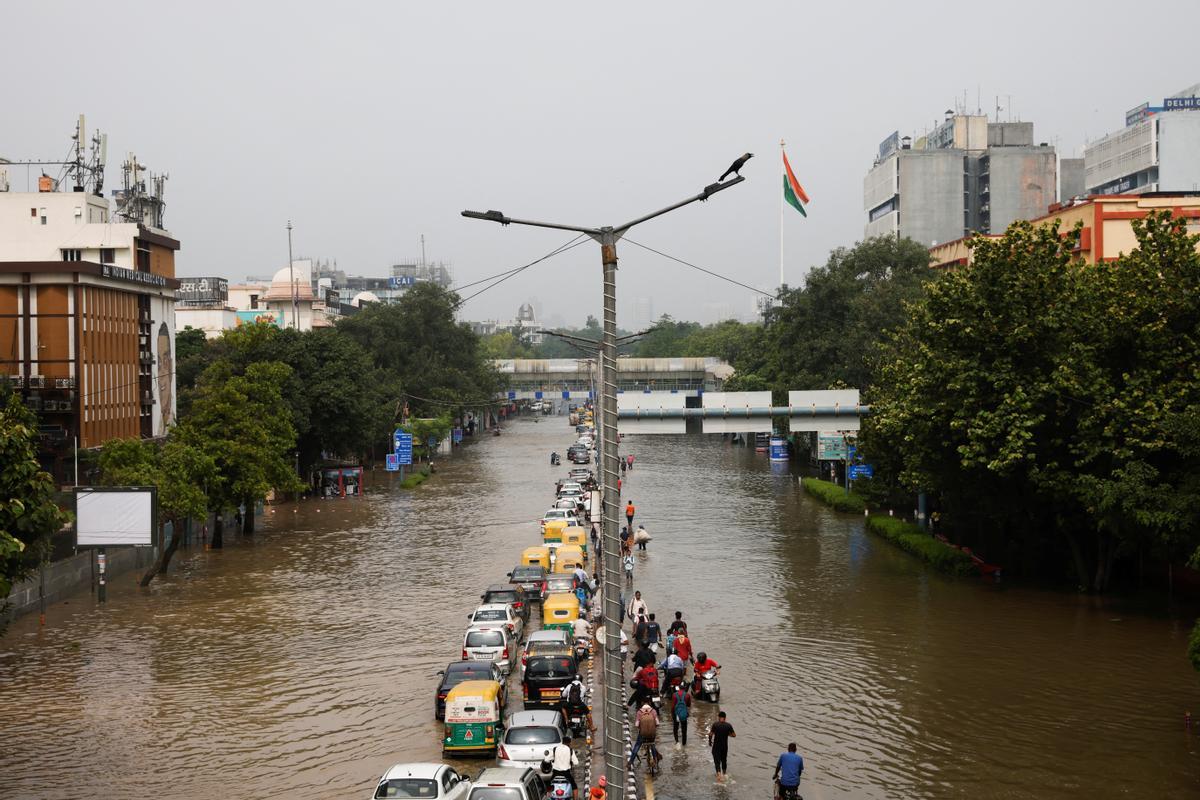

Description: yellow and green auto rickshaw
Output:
[542,592,580,632]
[522,546,551,570]
[561,527,587,557]
[543,518,570,545]
[553,545,586,573]
[443,680,504,756]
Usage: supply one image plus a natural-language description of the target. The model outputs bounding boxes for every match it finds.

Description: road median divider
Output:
[399,465,432,489]
[801,477,975,576]
[800,477,866,514]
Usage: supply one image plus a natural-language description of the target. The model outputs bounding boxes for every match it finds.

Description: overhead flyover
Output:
[495,357,734,401]
[496,359,866,433]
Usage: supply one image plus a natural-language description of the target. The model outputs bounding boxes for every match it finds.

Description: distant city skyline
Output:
[3,4,1197,329]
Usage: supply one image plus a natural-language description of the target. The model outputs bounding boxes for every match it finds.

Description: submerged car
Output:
[497,710,567,769]
[371,763,470,800]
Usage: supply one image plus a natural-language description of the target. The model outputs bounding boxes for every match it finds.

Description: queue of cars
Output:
[372,425,599,800]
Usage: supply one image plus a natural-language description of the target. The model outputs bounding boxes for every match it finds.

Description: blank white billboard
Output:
[76,488,156,547]
[788,390,862,433]
[702,391,772,434]
[618,393,686,434]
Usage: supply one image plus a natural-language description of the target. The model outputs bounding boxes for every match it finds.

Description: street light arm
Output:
[462,209,601,236]
[613,175,745,234]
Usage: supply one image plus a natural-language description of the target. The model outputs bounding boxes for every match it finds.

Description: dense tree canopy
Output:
[0,389,71,615]
[337,283,502,415]
[862,215,1200,593]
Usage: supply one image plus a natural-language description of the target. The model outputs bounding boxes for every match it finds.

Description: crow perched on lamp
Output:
[719,153,753,181]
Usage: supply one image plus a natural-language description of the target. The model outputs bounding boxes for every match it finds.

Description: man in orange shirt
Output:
[625,500,635,528]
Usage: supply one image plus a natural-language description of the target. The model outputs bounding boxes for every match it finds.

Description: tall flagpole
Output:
[779,138,785,291]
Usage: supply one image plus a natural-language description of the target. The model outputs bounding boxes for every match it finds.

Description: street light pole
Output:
[462,175,744,800]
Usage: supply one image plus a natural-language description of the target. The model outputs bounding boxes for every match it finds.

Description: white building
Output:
[0,187,180,449]
[1084,83,1200,195]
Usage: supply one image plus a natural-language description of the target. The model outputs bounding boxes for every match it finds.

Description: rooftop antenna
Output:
[1007,94,1013,122]
[976,85,981,115]
[90,131,107,196]
[72,114,86,192]
[421,233,427,270]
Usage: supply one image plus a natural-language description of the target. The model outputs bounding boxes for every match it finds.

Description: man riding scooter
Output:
[691,651,721,697]
[658,651,686,696]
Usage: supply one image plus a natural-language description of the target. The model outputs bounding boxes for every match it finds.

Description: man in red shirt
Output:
[692,651,720,695]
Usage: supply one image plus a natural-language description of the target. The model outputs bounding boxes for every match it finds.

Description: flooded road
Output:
[2,418,1198,799]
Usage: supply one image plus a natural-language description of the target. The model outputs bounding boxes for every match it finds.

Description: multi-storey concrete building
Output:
[0,185,180,460]
[864,112,1059,246]
[1084,83,1200,196]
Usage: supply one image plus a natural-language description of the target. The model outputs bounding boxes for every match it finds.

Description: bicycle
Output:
[774,780,801,800]
[629,743,662,777]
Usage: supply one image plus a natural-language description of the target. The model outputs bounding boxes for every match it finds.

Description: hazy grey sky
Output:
[5,1,1198,326]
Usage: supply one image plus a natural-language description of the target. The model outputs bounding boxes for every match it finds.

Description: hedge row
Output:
[800,477,867,514]
[864,515,977,576]
[399,465,432,489]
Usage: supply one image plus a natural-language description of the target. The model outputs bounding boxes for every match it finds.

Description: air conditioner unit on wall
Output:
[6,375,23,389]
[27,375,45,389]
[54,377,76,389]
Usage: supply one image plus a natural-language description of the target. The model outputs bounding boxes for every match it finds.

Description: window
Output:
[30,207,36,217]
[249,293,259,309]
[61,249,82,262]
[99,248,115,264]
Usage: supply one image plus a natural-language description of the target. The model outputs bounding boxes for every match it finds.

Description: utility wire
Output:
[454,235,590,306]
[622,236,776,297]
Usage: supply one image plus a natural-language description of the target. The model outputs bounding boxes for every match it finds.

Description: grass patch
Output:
[399,465,432,489]
[801,477,867,514]
[865,515,977,576]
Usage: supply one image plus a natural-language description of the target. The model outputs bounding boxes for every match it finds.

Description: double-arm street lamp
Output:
[463,175,744,799]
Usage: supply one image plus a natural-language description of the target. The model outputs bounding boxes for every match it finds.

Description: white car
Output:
[497,710,568,769]
[540,509,579,530]
[469,603,524,641]
[370,763,470,800]
[556,481,584,497]
[462,625,516,674]
[553,498,578,511]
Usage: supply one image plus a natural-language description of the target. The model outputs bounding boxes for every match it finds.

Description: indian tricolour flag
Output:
[782,150,810,217]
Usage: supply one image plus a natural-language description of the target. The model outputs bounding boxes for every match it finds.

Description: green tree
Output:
[864,215,1200,592]
[481,331,534,360]
[0,389,71,620]
[337,283,502,415]
[746,236,934,392]
[96,437,216,586]
[633,315,702,357]
[179,360,302,545]
[403,415,454,461]
[180,323,399,470]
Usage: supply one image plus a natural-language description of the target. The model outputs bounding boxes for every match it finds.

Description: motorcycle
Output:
[573,636,590,664]
[540,759,572,800]
[692,669,720,703]
[567,709,588,738]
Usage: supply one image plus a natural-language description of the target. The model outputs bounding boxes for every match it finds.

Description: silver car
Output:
[496,710,567,769]
[462,625,515,674]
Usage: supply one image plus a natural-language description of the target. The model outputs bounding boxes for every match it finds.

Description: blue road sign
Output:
[394,431,413,465]
[535,391,543,399]
[562,390,570,399]
[849,464,875,480]
[508,391,517,400]
[385,454,400,471]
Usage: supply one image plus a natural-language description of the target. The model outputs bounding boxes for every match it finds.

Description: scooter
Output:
[692,669,720,703]
[573,636,590,664]
[540,759,572,800]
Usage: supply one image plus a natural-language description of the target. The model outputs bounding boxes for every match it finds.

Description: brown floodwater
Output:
[1,418,1198,799]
